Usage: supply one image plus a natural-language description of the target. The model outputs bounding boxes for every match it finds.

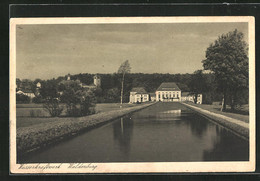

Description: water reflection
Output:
[180,113,210,139]
[112,117,133,156]
[203,126,249,161]
[161,109,182,114]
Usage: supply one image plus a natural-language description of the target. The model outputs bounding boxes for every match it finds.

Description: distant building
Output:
[181,92,193,102]
[129,87,149,103]
[17,90,35,98]
[66,73,71,81]
[94,74,101,87]
[181,92,202,104]
[60,73,100,90]
[36,82,41,88]
[156,82,181,102]
[197,94,203,104]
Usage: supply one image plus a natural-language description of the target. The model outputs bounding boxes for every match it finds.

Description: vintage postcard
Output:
[10,16,255,173]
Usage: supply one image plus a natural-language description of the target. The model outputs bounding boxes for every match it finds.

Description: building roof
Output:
[131,87,147,94]
[182,92,191,96]
[156,82,181,91]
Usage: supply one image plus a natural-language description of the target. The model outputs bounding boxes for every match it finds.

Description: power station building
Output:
[155,82,181,102]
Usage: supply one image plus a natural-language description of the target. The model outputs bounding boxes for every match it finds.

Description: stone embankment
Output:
[17,103,155,155]
[181,102,249,140]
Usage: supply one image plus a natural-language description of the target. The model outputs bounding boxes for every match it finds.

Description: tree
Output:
[40,80,60,100]
[106,88,120,103]
[80,89,96,116]
[32,96,44,103]
[61,88,81,116]
[118,60,131,105]
[188,70,208,104]
[202,29,248,111]
[40,80,63,117]
[43,98,63,117]
[59,80,96,117]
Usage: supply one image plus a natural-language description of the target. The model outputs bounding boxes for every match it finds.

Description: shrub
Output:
[66,104,81,117]
[61,88,96,117]
[43,98,63,117]
[80,95,96,116]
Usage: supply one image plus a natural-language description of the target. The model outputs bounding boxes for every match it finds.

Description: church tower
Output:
[93,74,101,87]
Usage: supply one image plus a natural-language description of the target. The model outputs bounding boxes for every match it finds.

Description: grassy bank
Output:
[16,103,138,118]
[17,103,141,128]
[182,102,249,140]
[184,102,249,123]
[17,102,155,155]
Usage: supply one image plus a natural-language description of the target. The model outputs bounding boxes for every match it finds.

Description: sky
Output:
[16,22,248,80]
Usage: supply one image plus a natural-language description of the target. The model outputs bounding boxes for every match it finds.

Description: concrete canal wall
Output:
[17,102,156,155]
[181,102,249,140]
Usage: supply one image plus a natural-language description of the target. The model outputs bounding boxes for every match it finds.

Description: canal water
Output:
[19,102,249,163]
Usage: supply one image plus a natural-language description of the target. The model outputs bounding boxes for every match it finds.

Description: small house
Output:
[129,87,149,103]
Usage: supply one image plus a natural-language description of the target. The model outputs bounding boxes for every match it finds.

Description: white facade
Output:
[197,94,203,104]
[94,75,101,87]
[155,82,182,102]
[129,92,149,103]
[129,87,149,103]
[155,91,181,102]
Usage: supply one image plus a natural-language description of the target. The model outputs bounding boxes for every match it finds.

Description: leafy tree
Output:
[118,60,131,105]
[60,80,96,117]
[61,88,81,116]
[202,29,248,111]
[40,80,59,99]
[188,70,209,104]
[80,90,96,116]
[32,96,44,103]
[43,98,63,117]
[106,88,120,103]
[40,80,63,117]
[93,87,104,103]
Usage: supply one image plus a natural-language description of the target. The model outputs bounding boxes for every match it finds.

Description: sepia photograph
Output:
[10,17,255,173]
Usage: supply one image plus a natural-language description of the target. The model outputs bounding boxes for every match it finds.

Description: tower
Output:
[36,82,41,88]
[67,73,71,81]
[93,74,101,87]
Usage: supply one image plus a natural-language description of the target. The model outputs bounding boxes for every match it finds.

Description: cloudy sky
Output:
[16,22,248,80]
